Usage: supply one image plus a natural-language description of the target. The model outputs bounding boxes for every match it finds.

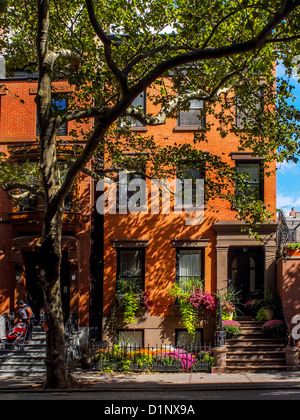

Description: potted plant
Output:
[168,278,216,336]
[286,243,300,257]
[222,320,242,338]
[262,319,285,338]
[116,278,150,324]
[263,290,276,320]
[215,286,240,320]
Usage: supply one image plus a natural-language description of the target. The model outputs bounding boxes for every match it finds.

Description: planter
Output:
[222,310,234,321]
[286,248,300,257]
[264,309,274,320]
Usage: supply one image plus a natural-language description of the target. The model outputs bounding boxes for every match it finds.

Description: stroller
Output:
[3,322,27,350]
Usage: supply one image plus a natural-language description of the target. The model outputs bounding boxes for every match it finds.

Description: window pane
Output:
[118,330,143,348]
[177,250,203,290]
[53,98,68,136]
[176,330,202,346]
[237,163,260,183]
[236,162,262,200]
[118,249,144,288]
[178,100,205,126]
[120,92,145,127]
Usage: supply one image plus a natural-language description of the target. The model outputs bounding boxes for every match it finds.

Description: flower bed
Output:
[90,345,214,373]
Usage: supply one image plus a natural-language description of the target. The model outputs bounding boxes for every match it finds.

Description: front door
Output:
[228,247,264,304]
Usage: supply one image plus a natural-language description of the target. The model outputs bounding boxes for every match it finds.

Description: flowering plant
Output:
[168,279,216,335]
[189,289,216,315]
[221,301,236,320]
[262,320,285,337]
[222,320,241,337]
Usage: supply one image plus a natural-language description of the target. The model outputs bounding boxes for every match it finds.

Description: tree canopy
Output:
[0,0,300,387]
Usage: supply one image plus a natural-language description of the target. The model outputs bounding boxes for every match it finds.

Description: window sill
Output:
[174,126,204,132]
[130,126,148,132]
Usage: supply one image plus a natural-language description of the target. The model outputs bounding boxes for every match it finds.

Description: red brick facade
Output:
[0,76,278,346]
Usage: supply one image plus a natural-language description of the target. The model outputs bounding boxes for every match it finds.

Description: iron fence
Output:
[89,342,213,373]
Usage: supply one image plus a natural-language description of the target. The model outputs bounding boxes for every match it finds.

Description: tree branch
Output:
[85,0,128,94]
[44,49,82,70]
[3,182,45,200]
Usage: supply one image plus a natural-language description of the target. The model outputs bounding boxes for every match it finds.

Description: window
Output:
[176,249,204,290]
[54,98,68,136]
[120,91,146,128]
[178,99,205,127]
[176,329,203,347]
[117,330,144,348]
[116,167,146,210]
[235,88,264,128]
[177,163,204,207]
[236,161,264,201]
[36,97,68,136]
[117,248,145,289]
[18,195,38,211]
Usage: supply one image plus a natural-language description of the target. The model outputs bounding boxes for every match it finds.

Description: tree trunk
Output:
[37,208,71,388]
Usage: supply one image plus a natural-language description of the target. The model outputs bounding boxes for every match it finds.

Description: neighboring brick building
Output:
[285,207,300,243]
[0,70,278,347]
[0,71,93,337]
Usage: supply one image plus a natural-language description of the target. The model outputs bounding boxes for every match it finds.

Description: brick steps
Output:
[224,319,287,372]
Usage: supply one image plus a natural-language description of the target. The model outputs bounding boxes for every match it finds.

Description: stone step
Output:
[227,358,286,366]
[0,327,47,378]
[227,338,284,346]
[223,318,287,371]
[0,363,46,371]
[227,351,285,360]
[226,365,287,373]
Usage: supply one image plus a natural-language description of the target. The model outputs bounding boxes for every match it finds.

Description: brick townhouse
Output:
[0,68,278,347]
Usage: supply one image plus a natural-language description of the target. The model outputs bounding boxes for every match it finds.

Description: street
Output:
[1,386,300,401]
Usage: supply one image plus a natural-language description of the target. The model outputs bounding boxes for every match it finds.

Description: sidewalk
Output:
[1,370,300,392]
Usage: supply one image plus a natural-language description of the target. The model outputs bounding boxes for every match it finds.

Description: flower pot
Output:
[286,248,300,257]
[222,310,234,321]
[264,309,274,320]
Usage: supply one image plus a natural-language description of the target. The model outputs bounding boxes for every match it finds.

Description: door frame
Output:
[227,246,265,303]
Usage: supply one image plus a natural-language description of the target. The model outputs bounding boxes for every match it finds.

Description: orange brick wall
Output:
[102,84,277,316]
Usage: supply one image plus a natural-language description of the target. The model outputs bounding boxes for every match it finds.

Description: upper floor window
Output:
[236,161,264,201]
[120,91,146,128]
[177,161,205,206]
[36,96,68,136]
[176,249,204,291]
[235,88,264,128]
[54,98,68,136]
[178,99,205,127]
[117,248,145,290]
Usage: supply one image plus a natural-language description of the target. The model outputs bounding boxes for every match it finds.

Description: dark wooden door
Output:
[228,247,264,303]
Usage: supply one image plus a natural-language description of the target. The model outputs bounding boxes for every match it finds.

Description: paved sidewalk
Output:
[1,370,300,392]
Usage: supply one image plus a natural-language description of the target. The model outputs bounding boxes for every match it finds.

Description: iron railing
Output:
[214,297,226,347]
[0,313,15,339]
[89,342,213,373]
[65,313,81,365]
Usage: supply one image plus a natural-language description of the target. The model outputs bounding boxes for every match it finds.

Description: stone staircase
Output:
[0,326,46,378]
[225,319,287,372]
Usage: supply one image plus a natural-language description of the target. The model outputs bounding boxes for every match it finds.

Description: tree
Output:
[0,0,300,387]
